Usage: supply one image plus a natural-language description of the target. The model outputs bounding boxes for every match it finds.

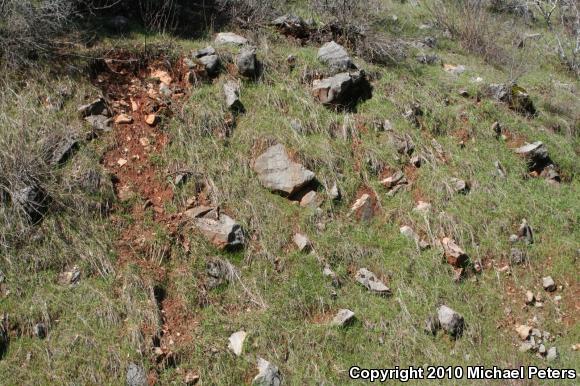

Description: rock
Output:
[236,47,257,77]
[519,342,534,352]
[253,358,282,386]
[223,81,244,112]
[200,54,220,76]
[317,41,354,71]
[515,141,549,162]
[44,135,79,166]
[126,363,147,386]
[206,257,238,289]
[331,309,356,327]
[228,331,247,356]
[510,248,526,265]
[85,115,113,135]
[78,97,111,117]
[516,219,533,244]
[516,324,532,340]
[391,134,415,156]
[299,190,319,208]
[437,305,464,338]
[215,32,248,46]
[117,158,128,167]
[413,201,431,214]
[109,15,129,32]
[416,54,439,64]
[194,46,216,58]
[525,290,535,305]
[185,206,245,250]
[542,276,556,292]
[13,185,49,224]
[488,83,536,116]
[538,344,547,355]
[449,177,470,194]
[253,144,315,196]
[33,322,47,339]
[272,14,308,38]
[323,265,341,287]
[145,114,158,126]
[441,238,469,268]
[312,71,371,107]
[380,171,407,190]
[355,268,391,297]
[115,114,133,124]
[350,193,374,221]
[424,315,441,335]
[58,266,80,286]
[400,226,430,250]
[328,183,341,201]
[546,347,558,361]
[292,233,311,252]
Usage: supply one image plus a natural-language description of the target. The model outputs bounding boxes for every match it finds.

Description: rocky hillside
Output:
[0,1,578,384]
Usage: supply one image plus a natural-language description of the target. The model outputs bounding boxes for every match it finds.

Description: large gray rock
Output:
[223,81,244,112]
[215,32,248,46]
[318,41,355,71]
[437,305,464,338]
[194,46,216,58]
[253,144,315,196]
[355,268,391,297]
[236,46,257,77]
[312,71,370,107]
[126,363,147,386]
[13,184,49,224]
[515,142,549,164]
[253,358,282,386]
[78,97,111,118]
[200,54,220,76]
[185,206,245,250]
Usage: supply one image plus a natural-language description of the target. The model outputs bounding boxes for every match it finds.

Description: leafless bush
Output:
[425,0,509,65]
[0,0,79,67]
[215,0,283,25]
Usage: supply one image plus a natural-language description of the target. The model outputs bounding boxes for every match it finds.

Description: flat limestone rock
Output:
[228,330,247,356]
[355,268,391,296]
[331,309,355,327]
[215,32,248,46]
[253,144,315,196]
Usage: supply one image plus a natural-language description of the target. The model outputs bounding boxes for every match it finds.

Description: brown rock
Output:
[441,237,468,268]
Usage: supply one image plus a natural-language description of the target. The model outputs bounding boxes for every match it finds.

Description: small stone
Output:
[542,276,556,292]
[236,46,258,78]
[58,266,81,286]
[525,290,535,305]
[139,137,150,147]
[449,177,469,194]
[510,248,526,265]
[517,219,534,244]
[33,323,47,339]
[441,237,469,268]
[117,158,128,167]
[145,114,158,126]
[228,331,247,356]
[126,363,147,386]
[292,233,311,252]
[252,358,282,386]
[299,191,319,208]
[355,268,391,297]
[184,371,200,385]
[546,347,558,361]
[193,46,216,58]
[331,309,355,327]
[437,305,464,338]
[115,114,133,124]
[317,41,354,71]
[554,295,562,302]
[328,183,341,201]
[519,342,534,352]
[515,324,531,340]
[509,234,519,243]
[223,80,244,112]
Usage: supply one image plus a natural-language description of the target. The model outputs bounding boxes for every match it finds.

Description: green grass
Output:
[1,1,579,384]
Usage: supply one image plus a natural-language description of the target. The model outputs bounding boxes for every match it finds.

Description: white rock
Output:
[355,268,391,296]
[215,32,248,46]
[331,309,355,327]
[228,330,247,356]
[437,305,464,338]
[292,233,311,252]
[253,358,282,386]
